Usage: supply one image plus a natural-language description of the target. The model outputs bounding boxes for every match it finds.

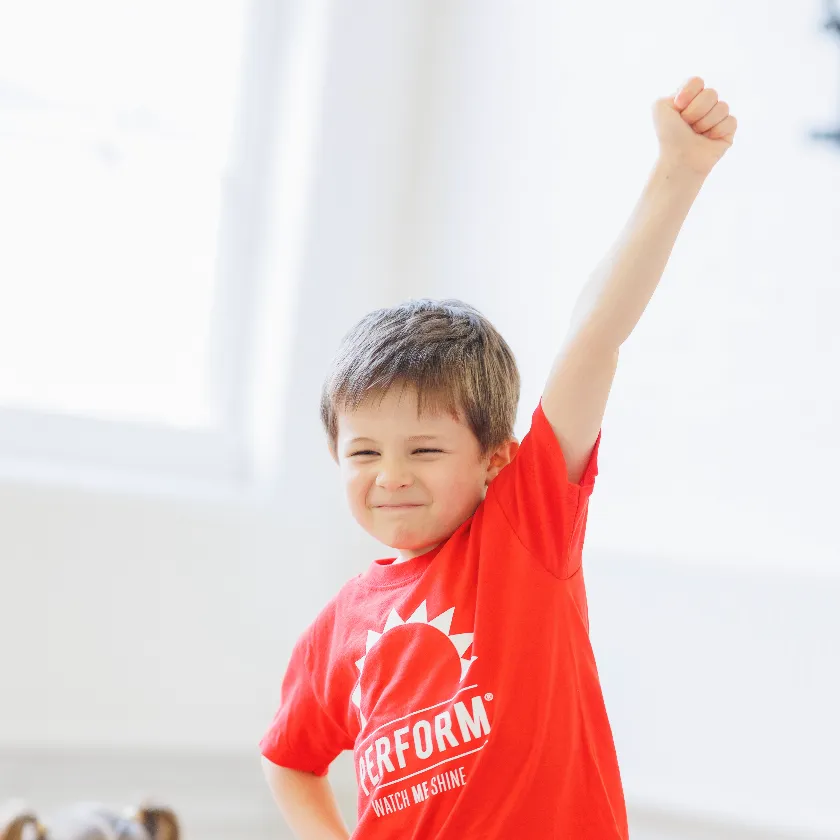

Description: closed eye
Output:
[348,448,443,457]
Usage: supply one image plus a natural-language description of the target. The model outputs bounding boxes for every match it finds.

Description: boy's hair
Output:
[320,298,520,457]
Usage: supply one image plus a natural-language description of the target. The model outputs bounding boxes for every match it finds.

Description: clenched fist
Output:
[654,77,738,176]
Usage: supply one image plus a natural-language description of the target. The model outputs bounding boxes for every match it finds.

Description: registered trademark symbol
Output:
[484,693,493,701]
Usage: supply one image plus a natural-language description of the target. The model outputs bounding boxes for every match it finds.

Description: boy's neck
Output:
[393,543,440,564]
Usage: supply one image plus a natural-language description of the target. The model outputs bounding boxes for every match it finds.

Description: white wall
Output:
[2,1,839,838]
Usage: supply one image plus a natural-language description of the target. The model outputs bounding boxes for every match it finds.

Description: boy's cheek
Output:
[345,477,373,512]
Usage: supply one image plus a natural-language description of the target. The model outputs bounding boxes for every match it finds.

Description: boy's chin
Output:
[375,528,442,553]
[367,515,469,554]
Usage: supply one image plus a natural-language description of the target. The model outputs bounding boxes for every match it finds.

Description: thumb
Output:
[653,96,679,116]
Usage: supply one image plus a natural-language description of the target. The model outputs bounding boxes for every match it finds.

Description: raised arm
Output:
[542,76,738,483]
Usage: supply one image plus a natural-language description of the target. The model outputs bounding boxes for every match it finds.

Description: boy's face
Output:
[334,386,517,562]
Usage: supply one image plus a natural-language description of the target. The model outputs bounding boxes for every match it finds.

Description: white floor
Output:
[1,748,825,840]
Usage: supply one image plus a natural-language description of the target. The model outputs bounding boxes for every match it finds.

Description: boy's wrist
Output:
[652,153,711,187]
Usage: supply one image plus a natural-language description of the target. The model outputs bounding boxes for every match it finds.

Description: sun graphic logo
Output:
[351,600,477,733]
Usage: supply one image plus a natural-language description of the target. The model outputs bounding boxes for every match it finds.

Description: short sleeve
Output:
[260,631,353,776]
[486,399,601,579]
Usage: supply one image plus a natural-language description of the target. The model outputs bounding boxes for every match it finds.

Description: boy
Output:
[260,77,737,839]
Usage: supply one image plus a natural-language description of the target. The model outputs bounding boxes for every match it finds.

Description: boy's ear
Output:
[0,803,45,840]
[133,804,180,840]
[485,439,519,485]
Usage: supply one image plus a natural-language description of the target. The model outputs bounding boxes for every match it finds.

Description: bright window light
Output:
[0,0,247,428]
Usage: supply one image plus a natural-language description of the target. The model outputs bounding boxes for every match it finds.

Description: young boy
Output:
[260,77,737,839]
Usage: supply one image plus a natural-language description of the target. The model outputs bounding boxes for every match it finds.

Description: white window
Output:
[0,0,326,501]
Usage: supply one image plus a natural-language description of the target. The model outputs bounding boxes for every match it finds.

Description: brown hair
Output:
[320,299,520,457]
[0,803,179,840]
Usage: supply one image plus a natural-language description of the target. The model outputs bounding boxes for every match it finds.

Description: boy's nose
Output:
[375,464,413,490]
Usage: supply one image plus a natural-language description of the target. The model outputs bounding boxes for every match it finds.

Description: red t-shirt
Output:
[261,401,628,839]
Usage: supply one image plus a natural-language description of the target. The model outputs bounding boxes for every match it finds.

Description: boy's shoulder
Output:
[301,569,371,640]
